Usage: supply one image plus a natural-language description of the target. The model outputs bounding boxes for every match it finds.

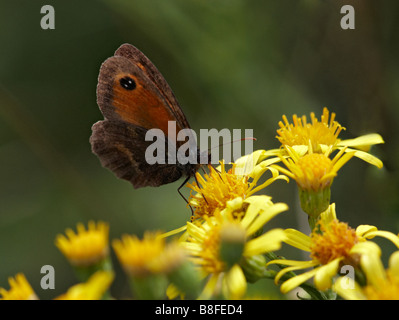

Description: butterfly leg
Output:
[193,172,209,205]
[209,163,224,182]
[178,176,194,215]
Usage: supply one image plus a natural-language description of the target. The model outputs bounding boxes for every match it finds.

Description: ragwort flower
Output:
[0,273,38,300]
[55,270,114,300]
[55,221,110,268]
[113,231,200,299]
[187,150,288,220]
[276,107,384,168]
[112,231,166,277]
[334,251,399,300]
[182,196,288,299]
[267,204,399,293]
[272,145,354,220]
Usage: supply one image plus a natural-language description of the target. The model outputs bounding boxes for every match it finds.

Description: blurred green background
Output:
[1,0,398,299]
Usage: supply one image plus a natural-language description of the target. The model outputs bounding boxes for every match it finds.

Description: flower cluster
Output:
[1,107,397,300]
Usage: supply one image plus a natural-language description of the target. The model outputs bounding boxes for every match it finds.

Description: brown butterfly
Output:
[90,44,209,199]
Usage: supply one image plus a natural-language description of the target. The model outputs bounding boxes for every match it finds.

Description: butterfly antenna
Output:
[209,163,223,182]
[206,136,256,182]
[200,164,218,186]
[207,137,256,152]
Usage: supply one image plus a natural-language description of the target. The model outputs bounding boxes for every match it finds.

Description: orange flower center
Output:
[187,165,249,220]
[310,219,358,265]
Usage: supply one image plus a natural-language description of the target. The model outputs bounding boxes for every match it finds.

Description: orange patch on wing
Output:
[111,74,182,135]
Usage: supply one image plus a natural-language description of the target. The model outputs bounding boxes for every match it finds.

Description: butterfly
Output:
[90,44,210,199]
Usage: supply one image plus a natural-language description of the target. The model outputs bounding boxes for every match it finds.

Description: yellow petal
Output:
[199,274,221,300]
[267,260,318,286]
[360,253,386,288]
[319,203,337,225]
[338,133,384,152]
[280,267,319,294]
[314,258,341,291]
[362,230,399,249]
[166,283,181,300]
[389,251,399,274]
[270,164,295,179]
[248,165,289,196]
[333,276,366,300]
[223,265,246,299]
[267,259,316,267]
[292,145,309,156]
[233,150,271,176]
[245,203,288,236]
[356,225,378,237]
[320,144,332,154]
[226,197,244,212]
[331,150,355,173]
[56,271,114,300]
[283,229,311,252]
[338,147,383,168]
[186,222,206,241]
[240,195,272,231]
[350,241,381,256]
[160,225,187,239]
[244,229,286,256]
[240,196,269,231]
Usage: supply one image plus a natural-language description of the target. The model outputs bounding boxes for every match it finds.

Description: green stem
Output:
[308,216,319,232]
[129,274,168,300]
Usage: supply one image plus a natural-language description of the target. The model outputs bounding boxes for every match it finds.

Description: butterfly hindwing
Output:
[90,120,184,188]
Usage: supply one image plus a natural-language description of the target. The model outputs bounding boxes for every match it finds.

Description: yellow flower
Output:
[334,251,399,300]
[55,271,114,300]
[113,231,188,276]
[0,273,38,300]
[113,231,197,299]
[277,107,344,151]
[112,231,166,277]
[187,151,288,220]
[182,196,288,299]
[55,221,109,267]
[268,204,399,293]
[272,145,354,219]
[275,145,354,192]
[276,107,384,168]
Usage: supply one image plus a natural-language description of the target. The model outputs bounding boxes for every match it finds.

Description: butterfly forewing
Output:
[114,43,191,131]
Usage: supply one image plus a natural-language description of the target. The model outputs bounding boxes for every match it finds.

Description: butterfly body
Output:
[90,44,205,188]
